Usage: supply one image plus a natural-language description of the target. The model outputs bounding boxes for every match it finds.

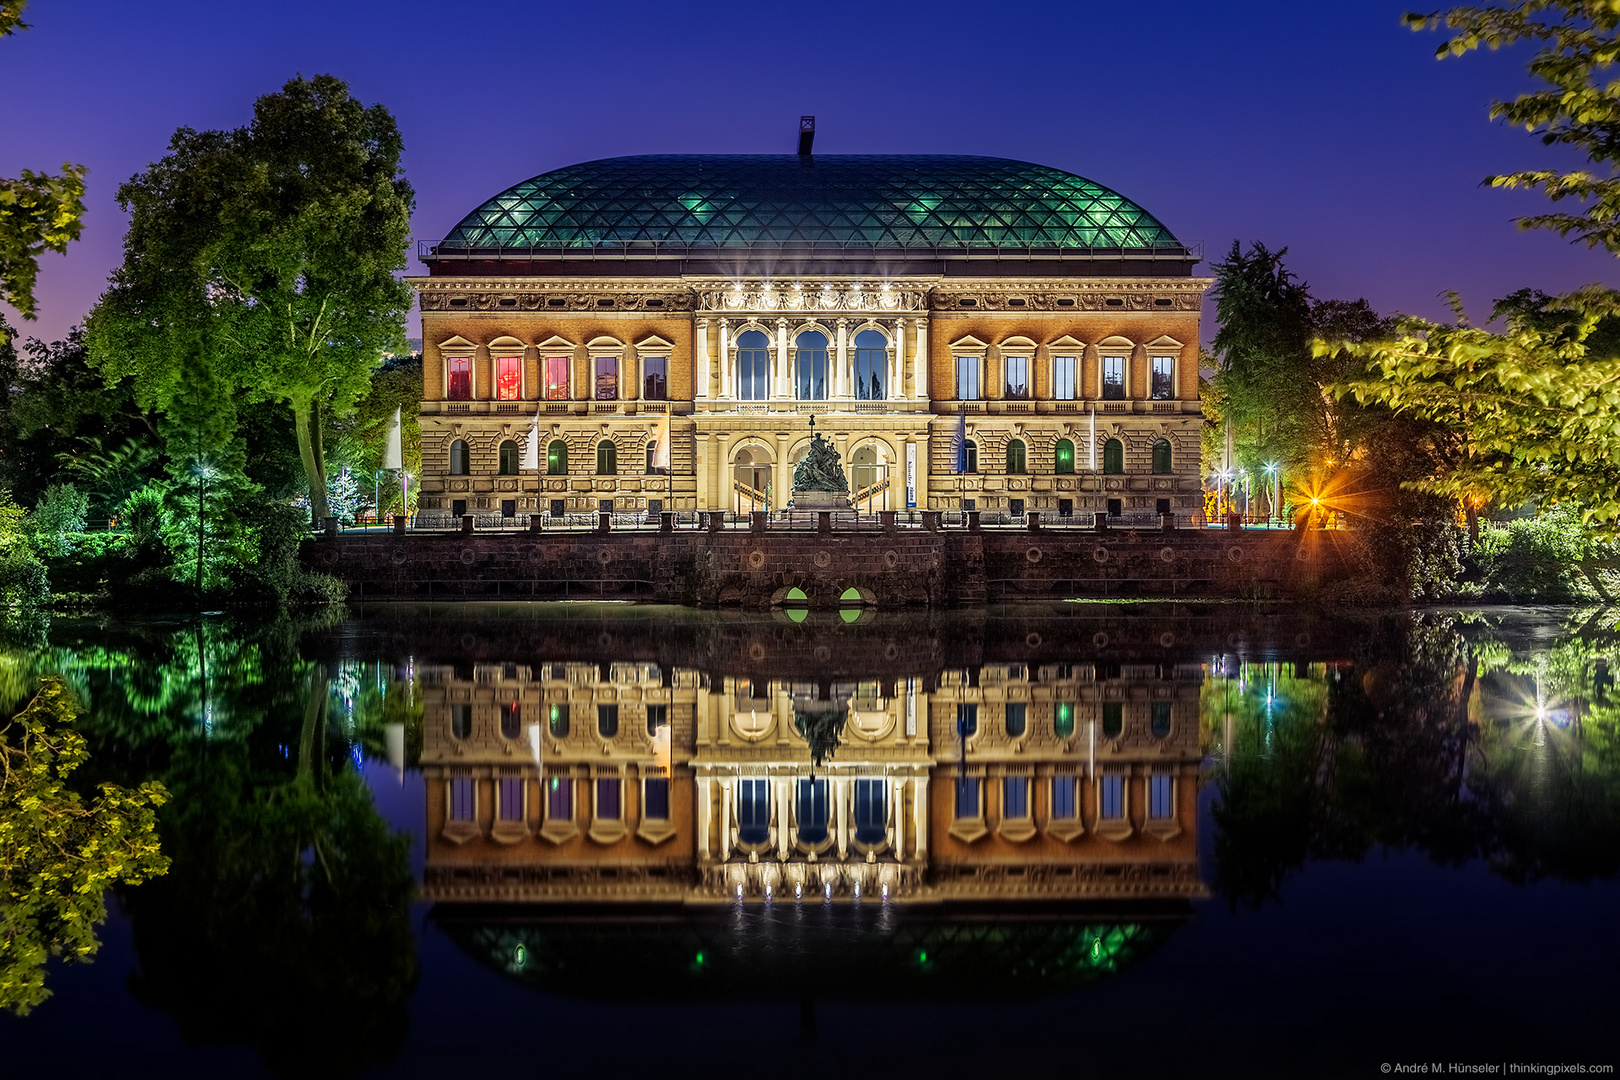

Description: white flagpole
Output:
[381,406,403,470]
[521,407,540,470]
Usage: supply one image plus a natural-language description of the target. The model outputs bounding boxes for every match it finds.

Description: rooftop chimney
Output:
[798,115,815,157]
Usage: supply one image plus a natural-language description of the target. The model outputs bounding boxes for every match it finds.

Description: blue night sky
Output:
[5,0,1619,345]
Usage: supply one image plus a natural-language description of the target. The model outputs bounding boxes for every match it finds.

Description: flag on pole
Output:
[1088,407,1096,471]
[953,410,967,473]
[649,411,669,470]
[381,407,403,470]
[520,408,540,470]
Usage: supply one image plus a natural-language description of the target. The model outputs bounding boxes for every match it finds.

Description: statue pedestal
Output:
[790,490,850,511]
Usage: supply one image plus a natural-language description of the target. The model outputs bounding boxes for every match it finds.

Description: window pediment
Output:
[635,334,674,350]
[1000,335,1037,349]
[1146,334,1184,350]
[951,334,989,351]
[1048,334,1085,348]
[487,335,525,350]
[438,334,477,354]
[536,334,576,349]
[586,335,624,350]
[1097,335,1135,350]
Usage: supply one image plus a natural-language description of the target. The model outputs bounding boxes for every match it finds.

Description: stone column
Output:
[913,774,928,858]
[835,776,849,861]
[695,319,710,402]
[574,345,589,402]
[697,773,712,859]
[835,319,849,400]
[624,343,639,402]
[774,433,791,511]
[775,319,790,400]
[892,319,905,401]
[720,777,732,861]
[716,319,730,401]
[777,777,790,861]
[892,777,906,860]
[912,319,929,401]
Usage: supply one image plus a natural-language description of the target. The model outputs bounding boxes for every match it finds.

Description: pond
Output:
[2,602,1617,1078]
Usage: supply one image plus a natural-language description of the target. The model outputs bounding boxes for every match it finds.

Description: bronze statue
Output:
[792,433,849,494]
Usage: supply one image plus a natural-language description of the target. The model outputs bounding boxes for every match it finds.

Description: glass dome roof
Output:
[435,154,1184,256]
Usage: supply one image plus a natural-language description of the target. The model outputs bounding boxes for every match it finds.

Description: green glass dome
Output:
[435,154,1185,256]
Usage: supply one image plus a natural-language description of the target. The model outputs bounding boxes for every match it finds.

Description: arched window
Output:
[736,329,770,400]
[1006,439,1026,475]
[1151,702,1172,739]
[548,703,569,739]
[498,440,519,475]
[596,441,617,476]
[797,778,829,845]
[449,439,469,476]
[852,328,887,400]
[961,440,978,474]
[957,702,978,738]
[1103,438,1124,475]
[1005,702,1027,738]
[1152,438,1172,475]
[597,704,619,738]
[854,779,886,845]
[500,703,521,740]
[794,329,828,400]
[546,440,568,476]
[737,778,770,845]
[450,704,471,740]
[1102,701,1123,739]
[1054,701,1075,740]
[1054,438,1075,475]
[646,443,657,473]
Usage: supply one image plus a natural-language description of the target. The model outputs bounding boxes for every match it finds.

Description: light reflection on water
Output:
[2,603,1618,1075]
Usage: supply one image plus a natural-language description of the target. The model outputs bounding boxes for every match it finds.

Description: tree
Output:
[0,2,86,339]
[86,74,414,525]
[0,677,169,1015]
[1409,1,1620,251]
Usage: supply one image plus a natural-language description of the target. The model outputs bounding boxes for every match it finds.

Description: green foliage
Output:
[1410,2,1620,253]
[326,467,363,524]
[0,677,169,1015]
[28,483,87,557]
[1471,506,1614,601]
[0,165,86,334]
[61,437,161,522]
[119,481,167,559]
[229,500,348,606]
[325,355,422,517]
[0,1,28,37]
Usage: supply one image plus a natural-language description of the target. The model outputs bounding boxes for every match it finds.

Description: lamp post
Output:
[1264,463,1278,527]
[374,470,387,527]
[194,461,214,600]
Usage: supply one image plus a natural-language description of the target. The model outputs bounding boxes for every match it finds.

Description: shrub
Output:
[29,484,88,557]
[1470,508,1609,603]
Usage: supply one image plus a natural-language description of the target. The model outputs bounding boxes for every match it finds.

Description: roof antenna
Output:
[798,115,815,157]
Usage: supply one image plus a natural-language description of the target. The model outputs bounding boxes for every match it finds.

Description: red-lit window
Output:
[447,355,471,401]
[495,355,521,401]
[545,356,569,400]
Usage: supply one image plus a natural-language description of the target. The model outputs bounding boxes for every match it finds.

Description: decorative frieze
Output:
[417,282,695,313]
[931,279,1210,313]
[697,282,927,314]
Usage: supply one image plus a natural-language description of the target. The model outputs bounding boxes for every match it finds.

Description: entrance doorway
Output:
[850,443,889,512]
[733,447,772,515]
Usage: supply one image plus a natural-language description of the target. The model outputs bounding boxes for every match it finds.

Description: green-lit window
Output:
[1054,701,1075,739]
[548,703,569,738]
[1006,439,1026,475]
[1103,439,1124,475]
[1152,439,1172,475]
[1102,701,1123,739]
[596,441,617,476]
[1054,438,1075,476]
[547,440,568,475]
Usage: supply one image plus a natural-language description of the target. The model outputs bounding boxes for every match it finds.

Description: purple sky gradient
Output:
[4,0,1618,348]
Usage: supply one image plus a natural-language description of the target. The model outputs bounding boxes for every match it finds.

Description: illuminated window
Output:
[597,704,619,738]
[1004,355,1029,400]
[795,330,829,400]
[1149,774,1173,819]
[645,703,667,737]
[955,356,981,400]
[448,355,471,400]
[495,355,521,401]
[544,355,569,400]
[1152,701,1172,738]
[500,702,521,740]
[736,330,770,400]
[596,777,621,819]
[1005,702,1027,738]
[1150,356,1174,400]
[854,779,886,844]
[954,777,980,819]
[449,777,474,821]
[1053,356,1076,400]
[644,777,670,820]
[853,329,886,400]
[546,774,572,820]
[546,440,568,476]
[956,702,978,737]
[1054,438,1075,475]
[498,776,523,821]
[596,441,617,476]
[738,778,770,844]
[1102,701,1123,738]
[1004,776,1029,819]
[548,703,569,738]
[642,356,668,400]
[449,439,469,476]
[1101,775,1125,820]
[797,778,830,844]
[450,704,471,740]
[498,440,519,476]
[1103,439,1124,475]
[1006,439,1026,475]
[1052,775,1077,819]
[1102,355,1125,400]
[960,440,978,474]
[594,355,618,400]
[1152,439,1172,475]
[1054,700,1075,739]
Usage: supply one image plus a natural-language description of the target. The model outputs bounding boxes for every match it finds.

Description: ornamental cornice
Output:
[698,281,927,314]
[411,278,696,313]
[931,277,1211,313]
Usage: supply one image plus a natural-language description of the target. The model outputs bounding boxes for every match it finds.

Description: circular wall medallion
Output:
[1227,545,1245,562]
[1295,632,1311,647]
[1160,631,1176,648]
[748,641,767,662]
[391,549,408,566]
[884,643,900,660]
[1025,632,1043,648]
[459,548,476,565]
[1159,547,1175,563]
[814,550,832,568]
[813,645,832,662]
[1093,547,1110,563]
[1295,545,1311,562]
[597,631,613,648]
[1092,632,1110,648]
[883,550,899,569]
[597,549,612,565]
[747,550,767,570]
[1026,547,1043,564]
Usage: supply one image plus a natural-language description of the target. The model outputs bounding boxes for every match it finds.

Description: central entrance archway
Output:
[733,445,773,514]
[849,441,891,512]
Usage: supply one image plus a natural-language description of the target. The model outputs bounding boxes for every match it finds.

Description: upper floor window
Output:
[736,329,770,400]
[1005,702,1027,738]
[498,440,520,476]
[1149,774,1174,819]
[795,330,828,400]
[853,329,886,400]
[642,356,668,400]
[596,777,621,819]
[449,439,470,476]
[1006,439,1026,475]
[449,777,474,821]
[1102,701,1124,739]
[1100,774,1126,820]
[645,703,668,737]
[495,355,521,401]
[854,778,886,845]
[1055,700,1075,740]
[738,777,770,845]
[596,441,617,476]
[547,440,568,476]
[1103,438,1124,476]
[1053,356,1076,400]
[1004,356,1029,400]
[956,702,978,738]
[500,702,521,740]
[448,355,471,401]
[450,703,472,740]
[954,777,980,819]
[498,776,523,821]
[548,702,569,738]
[594,355,619,400]
[644,777,670,820]
[1151,701,1172,738]
[1150,356,1175,400]
[1054,438,1075,476]
[798,777,830,844]
[544,355,570,400]
[1152,439,1173,475]
[546,773,572,820]
[1052,774,1077,819]
[1102,356,1126,400]
[955,356,981,400]
[597,704,619,738]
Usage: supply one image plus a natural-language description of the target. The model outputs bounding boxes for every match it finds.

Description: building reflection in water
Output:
[411,610,1206,998]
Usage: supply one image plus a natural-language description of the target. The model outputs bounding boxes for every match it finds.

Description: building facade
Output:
[411,142,1208,524]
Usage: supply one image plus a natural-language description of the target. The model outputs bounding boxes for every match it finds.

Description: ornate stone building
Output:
[411,133,1208,524]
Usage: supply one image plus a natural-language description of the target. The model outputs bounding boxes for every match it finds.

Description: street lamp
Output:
[194,461,215,599]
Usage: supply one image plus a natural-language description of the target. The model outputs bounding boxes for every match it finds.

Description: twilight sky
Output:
[5,0,1619,347]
